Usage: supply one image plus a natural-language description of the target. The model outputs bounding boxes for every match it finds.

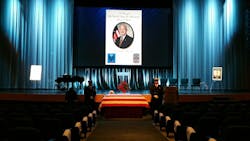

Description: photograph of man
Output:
[113,22,134,48]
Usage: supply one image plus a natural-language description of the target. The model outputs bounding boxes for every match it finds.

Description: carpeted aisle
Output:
[87,119,167,141]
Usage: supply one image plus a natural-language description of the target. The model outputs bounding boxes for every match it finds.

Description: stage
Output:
[0,89,250,103]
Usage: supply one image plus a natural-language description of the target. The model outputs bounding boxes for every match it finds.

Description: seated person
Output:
[108,90,115,94]
[65,87,77,103]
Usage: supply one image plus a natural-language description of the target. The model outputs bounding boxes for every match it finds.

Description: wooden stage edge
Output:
[0,93,250,103]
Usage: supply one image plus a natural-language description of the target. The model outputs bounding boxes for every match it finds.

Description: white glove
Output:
[153,95,159,99]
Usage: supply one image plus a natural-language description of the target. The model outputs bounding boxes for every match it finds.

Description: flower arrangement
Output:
[117,81,130,93]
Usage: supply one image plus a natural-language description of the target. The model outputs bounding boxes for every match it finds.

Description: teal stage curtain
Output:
[1,0,249,91]
[0,0,73,89]
[173,0,250,91]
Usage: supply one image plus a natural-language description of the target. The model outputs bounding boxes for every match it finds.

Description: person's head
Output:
[109,90,115,94]
[118,23,127,36]
[154,78,159,86]
[88,80,92,86]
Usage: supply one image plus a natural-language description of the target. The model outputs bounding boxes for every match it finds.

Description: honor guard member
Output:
[150,78,164,114]
[84,80,96,110]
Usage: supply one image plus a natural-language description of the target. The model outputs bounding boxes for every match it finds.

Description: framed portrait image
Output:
[212,67,222,81]
[113,22,134,49]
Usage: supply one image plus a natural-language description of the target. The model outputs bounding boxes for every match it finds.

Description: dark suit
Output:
[115,35,133,48]
[84,86,96,110]
[65,88,77,104]
[150,85,164,111]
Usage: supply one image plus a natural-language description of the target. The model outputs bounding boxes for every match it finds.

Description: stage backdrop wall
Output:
[0,0,73,89]
[1,0,249,91]
[74,68,172,90]
[173,0,250,91]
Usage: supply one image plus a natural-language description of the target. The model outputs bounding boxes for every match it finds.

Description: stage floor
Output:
[0,89,249,95]
[0,89,150,95]
[0,89,250,102]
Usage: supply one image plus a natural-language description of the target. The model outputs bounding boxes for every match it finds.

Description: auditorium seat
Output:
[169,78,178,86]
[159,113,166,130]
[35,118,63,140]
[71,127,81,141]
[8,117,34,128]
[180,78,188,90]
[56,135,69,141]
[81,116,88,138]
[0,118,7,140]
[221,116,246,128]
[165,119,175,137]
[202,112,222,121]
[180,112,201,127]
[92,110,97,126]
[55,113,75,130]
[197,116,219,139]
[153,110,160,124]
[72,109,84,122]
[222,125,250,141]
[88,113,93,131]
[32,112,50,120]
[7,112,27,118]
[174,125,187,141]
[8,127,42,141]
[0,101,95,140]
[245,112,250,125]
[191,78,201,90]
[189,132,199,141]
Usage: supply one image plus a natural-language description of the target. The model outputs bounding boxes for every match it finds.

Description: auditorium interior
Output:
[0,0,250,141]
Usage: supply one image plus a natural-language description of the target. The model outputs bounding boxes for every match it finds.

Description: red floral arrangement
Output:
[117,81,130,93]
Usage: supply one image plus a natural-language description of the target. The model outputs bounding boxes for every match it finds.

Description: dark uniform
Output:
[84,81,96,110]
[150,83,164,111]
[65,88,77,104]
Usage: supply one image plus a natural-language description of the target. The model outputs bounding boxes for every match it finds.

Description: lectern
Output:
[164,86,178,104]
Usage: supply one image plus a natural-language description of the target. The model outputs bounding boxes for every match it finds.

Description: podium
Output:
[164,86,178,104]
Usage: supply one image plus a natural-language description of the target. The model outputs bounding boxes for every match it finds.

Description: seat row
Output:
[152,101,250,141]
[0,101,97,141]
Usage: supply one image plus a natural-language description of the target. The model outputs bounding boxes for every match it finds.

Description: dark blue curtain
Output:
[74,68,172,90]
[0,0,73,89]
[173,0,250,91]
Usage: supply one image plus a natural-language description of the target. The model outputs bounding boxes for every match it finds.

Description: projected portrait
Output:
[113,22,134,49]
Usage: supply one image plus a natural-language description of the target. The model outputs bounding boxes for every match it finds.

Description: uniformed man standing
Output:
[84,80,96,110]
[150,78,164,113]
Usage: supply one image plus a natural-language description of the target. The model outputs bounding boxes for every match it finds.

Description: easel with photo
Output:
[210,67,223,92]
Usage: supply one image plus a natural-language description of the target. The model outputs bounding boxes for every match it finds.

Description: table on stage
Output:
[99,94,150,118]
